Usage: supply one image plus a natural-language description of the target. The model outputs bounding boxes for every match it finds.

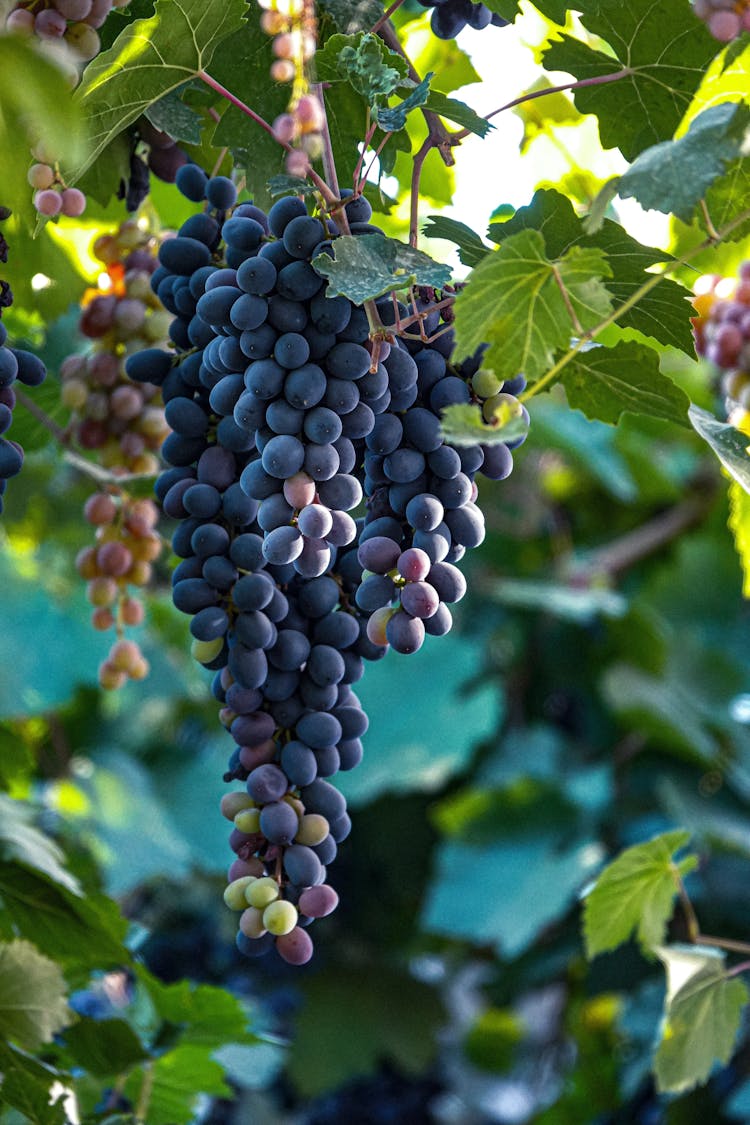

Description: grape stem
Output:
[409,134,434,248]
[551,264,583,336]
[370,0,408,35]
[451,68,633,142]
[520,205,750,404]
[135,1061,154,1125]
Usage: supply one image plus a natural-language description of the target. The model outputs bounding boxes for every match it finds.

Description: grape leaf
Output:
[689,406,750,495]
[703,156,750,243]
[485,0,570,19]
[422,91,493,137]
[135,967,258,1048]
[543,0,718,161]
[0,941,71,1050]
[728,481,750,598]
[439,403,528,447]
[0,1044,67,1125]
[618,104,750,223]
[267,175,319,198]
[312,235,451,303]
[583,831,696,959]
[67,0,248,185]
[124,1046,229,1125]
[62,1017,148,1076]
[0,795,81,896]
[490,190,695,353]
[654,945,748,1093]
[144,85,203,144]
[317,0,383,33]
[422,216,489,268]
[315,32,408,98]
[453,230,612,384]
[375,74,433,132]
[561,341,691,428]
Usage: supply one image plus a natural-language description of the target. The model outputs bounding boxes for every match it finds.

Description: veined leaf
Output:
[422,216,490,268]
[689,406,750,494]
[561,341,691,428]
[312,235,451,303]
[0,940,71,1050]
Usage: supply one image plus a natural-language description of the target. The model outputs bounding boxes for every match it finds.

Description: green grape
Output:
[220,791,255,821]
[191,636,224,664]
[295,813,329,846]
[263,899,298,936]
[472,369,503,399]
[482,391,524,425]
[223,876,257,911]
[246,875,281,909]
[239,906,267,938]
[234,807,261,834]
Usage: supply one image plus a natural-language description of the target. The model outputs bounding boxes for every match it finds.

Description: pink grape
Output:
[6,9,34,34]
[275,927,314,965]
[84,0,113,26]
[285,149,309,177]
[34,190,63,217]
[27,164,54,190]
[35,8,67,36]
[60,188,86,217]
[272,114,296,144]
[53,0,93,18]
[707,8,741,38]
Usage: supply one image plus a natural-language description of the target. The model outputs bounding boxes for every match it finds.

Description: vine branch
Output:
[370,0,408,34]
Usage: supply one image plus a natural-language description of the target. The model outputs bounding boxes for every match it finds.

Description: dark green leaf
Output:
[543,0,718,161]
[267,175,319,198]
[583,830,696,958]
[374,74,432,132]
[317,0,383,33]
[421,91,492,137]
[561,341,691,428]
[62,1017,148,1076]
[422,215,489,267]
[689,405,750,494]
[0,941,71,1050]
[0,1044,67,1125]
[144,86,203,145]
[312,235,451,303]
[135,967,257,1048]
[67,0,248,186]
[619,104,750,223]
[654,945,748,1093]
[0,796,80,896]
[316,32,407,98]
[76,132,133,209]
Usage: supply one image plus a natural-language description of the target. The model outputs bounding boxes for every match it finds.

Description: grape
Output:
[281,741,318,787]
[263,899,298,935]
[283,844,323,887]
[65,21,100,60]
[386,610,425,654]
[34,189,62,217]
[205,175,237,210]
[299,884,339,918]
[224,876,257,910]
[27,163,54,190]
[259,800,299,845]
[35,8,67,37]
[246,876,281,909]
[247,763,288,803]
[358,536,401,574]
[275,926,314,964]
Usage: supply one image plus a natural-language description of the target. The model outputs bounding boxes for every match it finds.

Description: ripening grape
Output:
[27,164,55,190]
[60,187,86,217]
[34,189,62,217]
[262,899,298,935]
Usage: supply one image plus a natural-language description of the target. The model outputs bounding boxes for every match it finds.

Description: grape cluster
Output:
[0,207,48,513]
[60,218,170,473]
[692,261,750,426]
[125,162,526,963]
[415,0,509,39]
[692,0,750,41]
[258,0,322,177]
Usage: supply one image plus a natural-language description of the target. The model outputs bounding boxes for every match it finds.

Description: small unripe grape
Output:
[76,546,99,579]
[221,791,254,821]
[270,58,295,83]
[272,32,295,58]
[295,813,329,846]
[128,656,150,681]
[245,876,280,909]
[128,560,152,586]
[91,606,115,631]
[191,636,224,664]
[708,8,741,40]
[34,190,62,217]
[295,95,323,129]
[260,9,286,33]
[301,133,323,160]
[239,906,266,938]
[223,876,257,911]
[84,492,117,525]
[285,149,309,177]
[97,541,133,577]
[366,605,393,647]
[87,576,117,606]
[234,807,261,834]
[28,164,55,190]
[98,660,127,690]
[53,0,94,18]
[472,369,503,398]
[272,113,297,143]
[61,188,87,217]
[120,596,145,627]
[109,638,141,673]
[229,856,265,881]
[298,884,339,918]
[263,899,298,936]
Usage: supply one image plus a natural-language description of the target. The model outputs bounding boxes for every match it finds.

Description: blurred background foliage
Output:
[2,1,750,1123]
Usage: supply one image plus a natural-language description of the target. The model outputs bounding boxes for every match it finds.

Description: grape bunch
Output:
[60,218,171,473]
[0,207,48,513]
[5,0,125,56]
[692,0,750,41]
[124,162,527,964]
[61,218,171,687]
[692,261,750,427]
[415,0,510,39]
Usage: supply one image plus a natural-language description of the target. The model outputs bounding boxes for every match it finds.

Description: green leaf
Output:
[453,230,612,383]
[62,1017,147,1076]
[583,830,696,959]
[317,0,383,33]
[287,967,443,1097]
[0,863,128,970]
[528,396,639,501]
[423,834,603,958]
[422,91,492,137]
[0,941,71,1050]
[689,405,750,494]
[618,104,750,223]
[374,74,432,132]
[421,216,489,268]
[123,1047,230,1125]
[0,1044,67,1125]
[543,0,718,162]
[144,85,203,144]
[728,480,750,598]
[312,235,451,303]
[561,341,691,428]
[439,403,529,448]
[267,175,319,198]
[0,796,80,896]
[67,0,248,185]
[513,76,580,154]
[316,32,407,99]
[135,968,257,1048]
[491,579,627,623]
[653,945,748,1093]
[703,155,750,242]
[0,37,86,220]
[490,189,694,352]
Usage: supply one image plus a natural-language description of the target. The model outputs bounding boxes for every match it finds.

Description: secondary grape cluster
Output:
[61,218,170,687]
[0,206,48,513]
[258,0,323,177]
[125,162,526,964]
[692,0,750,40]
[415,0,509,39]
[692,261,750,426]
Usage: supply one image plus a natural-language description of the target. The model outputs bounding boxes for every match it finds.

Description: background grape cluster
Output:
[692,0,750,40]
[414,0,509,40]
[123,164,527,965]
[692,260,750,427]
